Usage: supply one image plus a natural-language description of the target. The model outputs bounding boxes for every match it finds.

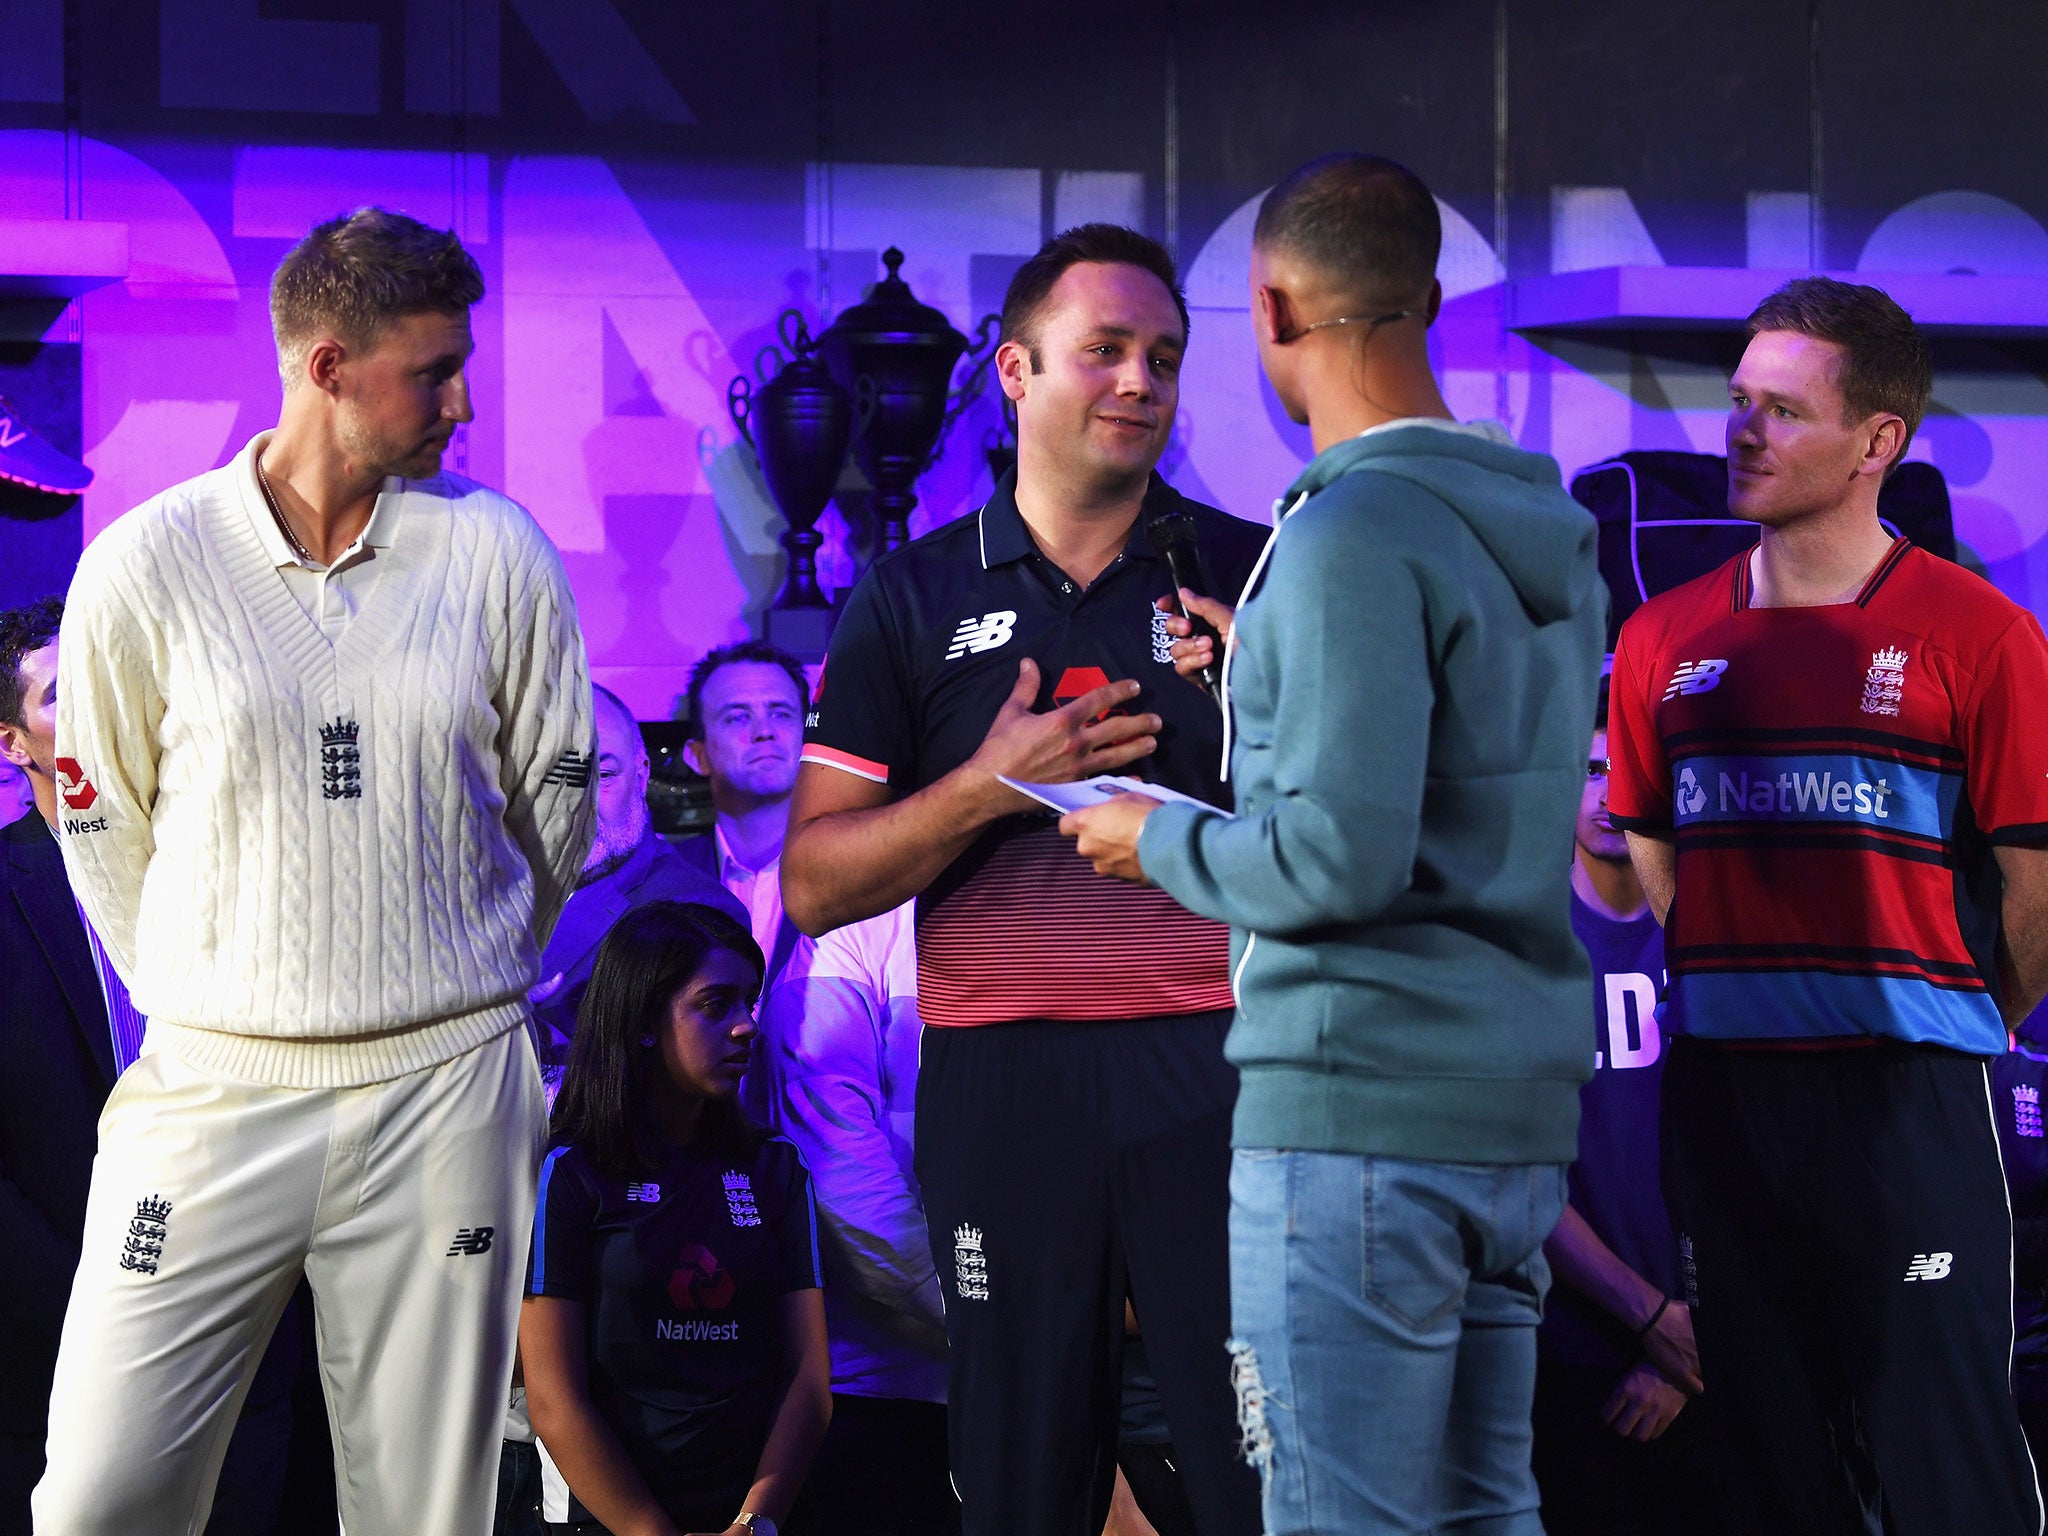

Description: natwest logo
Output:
[1054,665,1128,723]
[668,1244,735,1311]
[1663,659,1728,700]
[54,758,97,811]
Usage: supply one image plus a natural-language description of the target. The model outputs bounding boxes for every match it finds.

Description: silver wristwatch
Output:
[734,1514,778,1536]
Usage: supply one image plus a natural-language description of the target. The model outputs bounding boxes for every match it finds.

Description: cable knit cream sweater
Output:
[56,436,596,1088]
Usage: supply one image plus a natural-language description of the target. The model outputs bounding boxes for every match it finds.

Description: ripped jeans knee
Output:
[1226,1335,1276,1481]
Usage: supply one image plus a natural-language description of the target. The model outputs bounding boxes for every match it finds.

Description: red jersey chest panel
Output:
[1607,544,2048,1053]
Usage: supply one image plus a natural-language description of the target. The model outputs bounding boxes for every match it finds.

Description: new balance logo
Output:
[945,610,1017,660]
[543,750,594,788]
[1663,659,1728,700]
[446,1226,496,1257]
[627,1182,662,1202]
[1904,1251,1953,1282]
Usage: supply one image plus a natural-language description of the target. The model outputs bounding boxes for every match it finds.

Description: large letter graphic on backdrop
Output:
[1177,189,1509,524]
[1859,192,2048,604]
[502,156,749,700]
[159,0,380,114]
[0,130,243,542]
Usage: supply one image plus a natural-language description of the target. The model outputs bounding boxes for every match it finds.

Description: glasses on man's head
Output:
[1276,308,1418,345]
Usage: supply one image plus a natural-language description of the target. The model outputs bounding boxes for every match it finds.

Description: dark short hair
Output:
[0,596,62,728]
[1746,276,1933,462]
[270,207,484,381]
[1000,224,1190,364]
[681,640,809,740]
[1253,153,1441,310]
[1594,667,1611,732]
[552,901,767,1177]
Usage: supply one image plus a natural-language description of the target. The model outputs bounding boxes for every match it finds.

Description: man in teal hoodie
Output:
[1063,154,1606,1534]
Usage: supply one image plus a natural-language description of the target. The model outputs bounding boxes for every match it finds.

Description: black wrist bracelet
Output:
[1635,1295,1672,1340]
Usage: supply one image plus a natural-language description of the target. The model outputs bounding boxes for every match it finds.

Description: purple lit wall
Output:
[4,2,2048,713]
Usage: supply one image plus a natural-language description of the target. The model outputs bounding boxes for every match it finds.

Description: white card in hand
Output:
[997,774,1234,817]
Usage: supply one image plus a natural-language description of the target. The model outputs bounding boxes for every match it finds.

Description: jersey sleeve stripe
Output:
[530,1145,571,1293]
[1990,821,2048,848]
[801,745,891,784]
[1676,826,1951,866]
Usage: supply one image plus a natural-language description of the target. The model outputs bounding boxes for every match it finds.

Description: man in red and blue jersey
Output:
[1608,275,2048,1536]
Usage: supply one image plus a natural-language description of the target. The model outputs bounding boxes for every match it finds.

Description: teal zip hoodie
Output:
[1137,420,1606,1164]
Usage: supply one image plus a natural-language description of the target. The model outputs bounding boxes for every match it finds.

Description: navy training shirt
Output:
[803,469,1269,1029]
[1540,890,1679,1370]
[527,1133,822,1524]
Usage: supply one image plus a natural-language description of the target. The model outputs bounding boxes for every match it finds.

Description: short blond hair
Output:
[270,207,483,385]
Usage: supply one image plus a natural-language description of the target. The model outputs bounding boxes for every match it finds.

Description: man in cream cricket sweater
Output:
[35,209,596,1536]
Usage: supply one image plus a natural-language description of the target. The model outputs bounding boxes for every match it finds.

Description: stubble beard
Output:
[580,798,652,884]
[338,405,445,484]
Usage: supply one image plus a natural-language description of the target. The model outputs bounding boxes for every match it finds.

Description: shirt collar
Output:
[974,466,1189,570]
[240,431,404,572]
[713,820,779,883]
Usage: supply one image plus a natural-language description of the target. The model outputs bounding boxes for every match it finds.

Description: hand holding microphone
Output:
[1145,514,1234,700]
[1154,590,1235,693]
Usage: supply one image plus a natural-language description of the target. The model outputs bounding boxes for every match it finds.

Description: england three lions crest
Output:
[119,1194,172,1276]
[320,717,362,800]
[1860,647,1907,717]
[953,1223,990,1301]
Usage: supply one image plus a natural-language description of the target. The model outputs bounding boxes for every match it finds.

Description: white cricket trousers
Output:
[33,1025,546,1536]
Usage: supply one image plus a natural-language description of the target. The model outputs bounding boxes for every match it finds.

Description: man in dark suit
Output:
[0,598,297,1536]
[673,642,809,1000]
[527,685,746,1067]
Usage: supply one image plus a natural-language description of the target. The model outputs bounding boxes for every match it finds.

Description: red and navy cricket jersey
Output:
[803,471,1270,1029]
[1607,539,2048,1055]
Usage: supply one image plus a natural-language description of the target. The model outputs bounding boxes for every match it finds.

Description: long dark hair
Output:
[551,900,766,1177]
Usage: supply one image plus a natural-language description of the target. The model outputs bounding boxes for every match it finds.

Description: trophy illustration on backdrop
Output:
[728,246,997,658]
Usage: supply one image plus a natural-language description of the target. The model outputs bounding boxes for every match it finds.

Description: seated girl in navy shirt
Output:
[522,901,831,1536]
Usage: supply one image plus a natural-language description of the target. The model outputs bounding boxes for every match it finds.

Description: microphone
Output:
[1145,512,1225,700]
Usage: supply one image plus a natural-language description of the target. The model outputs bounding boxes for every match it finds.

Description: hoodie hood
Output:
[1280,421,1599,624]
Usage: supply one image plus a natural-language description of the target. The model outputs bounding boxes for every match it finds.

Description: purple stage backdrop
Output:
[3,1,2047,713]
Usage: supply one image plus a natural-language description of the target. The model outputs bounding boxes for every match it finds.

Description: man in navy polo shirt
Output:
[783,224,1267,1536]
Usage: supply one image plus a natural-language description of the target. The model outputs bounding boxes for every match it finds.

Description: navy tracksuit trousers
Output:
[915,1011,1259,1536]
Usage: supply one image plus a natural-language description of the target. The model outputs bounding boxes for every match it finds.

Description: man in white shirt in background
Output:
[677,640,954,1535]
[40,207,594,1536]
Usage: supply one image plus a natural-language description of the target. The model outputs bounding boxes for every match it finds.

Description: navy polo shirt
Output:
[804,469,1270,1029]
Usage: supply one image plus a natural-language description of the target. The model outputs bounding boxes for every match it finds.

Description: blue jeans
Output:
[1227,1150,1568,1535]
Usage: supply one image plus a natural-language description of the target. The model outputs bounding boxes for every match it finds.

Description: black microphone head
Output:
[1145,512,1199,556]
